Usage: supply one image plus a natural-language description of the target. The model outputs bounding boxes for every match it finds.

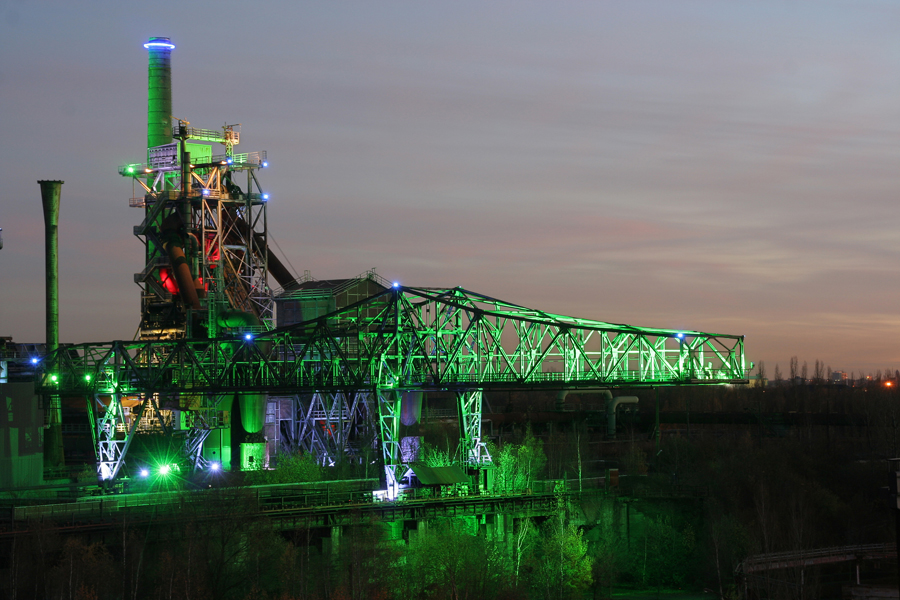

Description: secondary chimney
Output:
[38,179,65,468]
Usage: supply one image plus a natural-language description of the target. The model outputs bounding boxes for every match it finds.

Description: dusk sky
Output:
[1,1,898,377]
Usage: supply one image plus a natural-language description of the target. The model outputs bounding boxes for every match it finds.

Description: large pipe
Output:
[144,37,174,151]
[606,396,639,438]
[38,180,65,468]
[160,214,201,309]
[220,206,296,289]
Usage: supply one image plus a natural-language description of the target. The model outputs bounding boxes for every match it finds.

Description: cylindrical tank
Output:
[38,180,65,468]
[218,310,269,434]
[144,37,174,151]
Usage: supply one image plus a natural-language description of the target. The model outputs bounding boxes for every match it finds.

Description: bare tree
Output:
[774,363,783,384]
[801,361,808,382]
[757,361,767,382]
[790,356,799,381]
[814,360,825,384]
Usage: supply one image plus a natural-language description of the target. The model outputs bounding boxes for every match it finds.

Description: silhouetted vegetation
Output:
[3,382,896,599]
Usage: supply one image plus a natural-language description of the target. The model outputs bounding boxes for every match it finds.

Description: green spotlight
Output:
[159,464,171,476]
[84,374,91,382]
[50,375,58,383]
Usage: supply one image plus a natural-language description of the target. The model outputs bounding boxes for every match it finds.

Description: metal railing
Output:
[737,543,897,574]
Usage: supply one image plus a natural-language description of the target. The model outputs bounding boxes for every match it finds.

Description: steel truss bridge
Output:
[36,286,747,492]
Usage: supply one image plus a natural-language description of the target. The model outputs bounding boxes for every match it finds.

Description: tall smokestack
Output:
[144,37,174,151]
[38,179,65,469]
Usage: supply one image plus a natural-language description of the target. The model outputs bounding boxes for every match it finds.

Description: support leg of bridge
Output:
[296,391,370,467]
[456,390,491,469]
[94,392,149,486]
[377,389,403,499]
[330,525,341,556]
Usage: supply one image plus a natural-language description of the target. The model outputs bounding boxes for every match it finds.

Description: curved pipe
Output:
[160,214,200,309]
[606,396,639,438]
[556,388,612,410]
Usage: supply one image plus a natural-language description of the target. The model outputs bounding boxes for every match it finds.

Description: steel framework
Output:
[121,121,273,340]
[37,286,746,491]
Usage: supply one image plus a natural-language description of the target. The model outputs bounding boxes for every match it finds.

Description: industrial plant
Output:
[1,36,894,600]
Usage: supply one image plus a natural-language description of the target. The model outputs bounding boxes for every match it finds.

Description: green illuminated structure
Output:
[37,285,746,492]
[33,37,748,492]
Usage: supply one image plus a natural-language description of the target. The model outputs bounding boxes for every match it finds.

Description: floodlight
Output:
[143,40,176,50]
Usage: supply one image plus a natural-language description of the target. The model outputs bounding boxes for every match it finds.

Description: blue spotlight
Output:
[262,193,269,200]
[262,161,268,168]
[245,333,254,341]
[140,468,149,477]
[31,357,39,364]
[210,462,220,471]
[392,282,400,288]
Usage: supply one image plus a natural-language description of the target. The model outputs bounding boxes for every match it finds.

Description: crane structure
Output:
[36,285,746,494]
[32,37,748,493]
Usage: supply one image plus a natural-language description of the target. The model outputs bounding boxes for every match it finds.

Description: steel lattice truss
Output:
[122,123,273,340]
[36,286,746,488]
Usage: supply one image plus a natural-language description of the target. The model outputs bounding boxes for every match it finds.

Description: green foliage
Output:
[527,514,593,600]
[404,517,513,599]
[244,451,324,485]
[495,425,547,492]
[420,441,453,467]
[646,517,697,587]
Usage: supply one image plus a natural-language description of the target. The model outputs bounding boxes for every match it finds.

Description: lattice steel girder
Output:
[294,391,371,466]
[377,389,403,496]
[457,390,490,466]
[36,285,747,398]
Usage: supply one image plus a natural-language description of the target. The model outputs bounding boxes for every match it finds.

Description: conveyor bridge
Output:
[35,286,746,490]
